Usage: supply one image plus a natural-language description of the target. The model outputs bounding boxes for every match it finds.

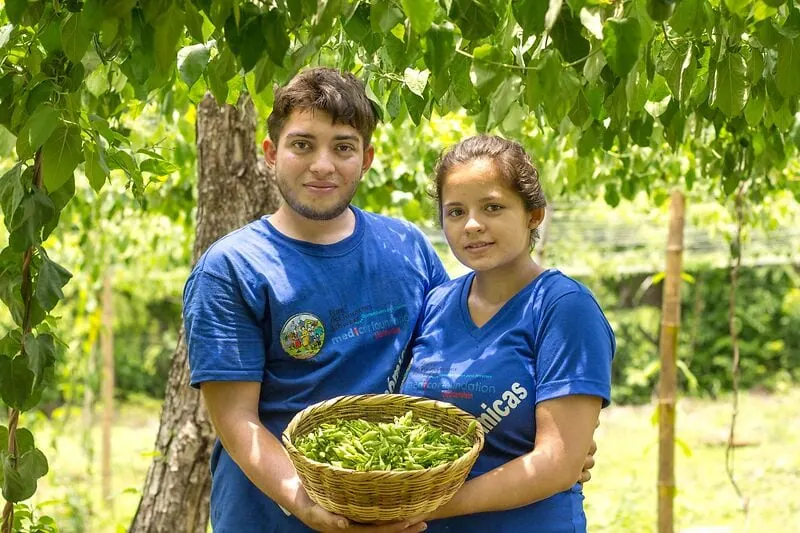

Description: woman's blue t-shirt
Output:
[399,270,615,532]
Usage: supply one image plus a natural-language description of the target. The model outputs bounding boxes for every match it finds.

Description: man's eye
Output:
[446,208,464,217]
[292,141,310,150]
[337,144,355,152]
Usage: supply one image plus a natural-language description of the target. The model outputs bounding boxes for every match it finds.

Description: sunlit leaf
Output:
[711,52,748,117]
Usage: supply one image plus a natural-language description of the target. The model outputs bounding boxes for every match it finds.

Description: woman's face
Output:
[440,159,540,273]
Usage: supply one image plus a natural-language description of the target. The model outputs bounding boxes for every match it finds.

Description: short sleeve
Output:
[183,268,267,388]
[534,291,615,407]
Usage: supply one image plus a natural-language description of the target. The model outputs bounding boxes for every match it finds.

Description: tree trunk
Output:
[129,93,281,533]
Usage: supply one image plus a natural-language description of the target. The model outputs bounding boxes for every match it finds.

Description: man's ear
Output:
[263,138,277,166]
[361,144,375,173]
[528,207,545,229]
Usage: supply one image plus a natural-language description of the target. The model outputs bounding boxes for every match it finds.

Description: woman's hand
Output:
[579,435,597,483]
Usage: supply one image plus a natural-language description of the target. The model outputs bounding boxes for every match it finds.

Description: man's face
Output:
[263,109,374,221]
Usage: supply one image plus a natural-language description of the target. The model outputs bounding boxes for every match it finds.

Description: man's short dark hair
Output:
[267,67,378,146]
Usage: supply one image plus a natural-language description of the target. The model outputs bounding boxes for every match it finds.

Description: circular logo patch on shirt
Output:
[280,313,325,359]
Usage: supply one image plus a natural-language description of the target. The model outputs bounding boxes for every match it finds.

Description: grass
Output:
[15,388,800,532]
[584,386,800,532]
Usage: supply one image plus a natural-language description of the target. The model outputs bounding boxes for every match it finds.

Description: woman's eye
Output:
[486,204,503,212]
[446,208,464,218]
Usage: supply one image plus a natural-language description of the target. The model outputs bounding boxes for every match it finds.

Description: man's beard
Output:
[276,179,358,221]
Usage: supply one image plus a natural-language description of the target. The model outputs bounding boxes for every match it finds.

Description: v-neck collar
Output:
[458,269,556,338]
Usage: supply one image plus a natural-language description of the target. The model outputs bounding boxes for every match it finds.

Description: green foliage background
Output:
[1,0,800,528]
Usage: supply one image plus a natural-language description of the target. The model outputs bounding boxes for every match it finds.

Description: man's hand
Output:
[296,491,427,532]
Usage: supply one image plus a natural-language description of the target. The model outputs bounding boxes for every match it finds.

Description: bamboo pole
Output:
[657,190,685,533]
[101,271,115,507]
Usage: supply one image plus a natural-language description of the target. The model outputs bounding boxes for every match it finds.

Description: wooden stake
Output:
[101,270,115,509]
[657,190,685,533]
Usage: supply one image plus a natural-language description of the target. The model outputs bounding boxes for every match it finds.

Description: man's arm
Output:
[426,394,601,519]
[201,381,427,533]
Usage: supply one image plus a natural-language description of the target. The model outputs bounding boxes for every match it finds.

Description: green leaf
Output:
[603,18,641,77]
[386,85,402,119]
[551,7,590,64]
[153,5,185,75]
[534,51,582,127]
[775,37,800,98]
[252,57,275,95]
[749,48,764,84]
[604,81,628,125]
[371,0,405,33]
[33,250,72,313]
[8,192,56,252]
[0,330,22,358]
[403,86,426,125]
[177,44,211,88]
[404,68,430,97]
[401,0,437,34]
[512,0,549,36]
[1,426,48,502]
[184,0,205,42]
[41,125,83,192]
[0,164,24,222]
[744,82,765,127]
[424,23,456,75]
[140,157,180,176]
[311,0,345,37]
[263,10,290,66]
[724,0,750,17]
[4,0,27,24]
[235,14,266,73]
[449,0,501,40]
[665,45,697,104]
[42,173,74,240]
[670,0,704,35]
[0,353,34,410]
[22,105,60,155]
[83,142,109,192]
[604,183,620,207]
[711,52,748,118]
[488,76,522,130]
[61,13,91,64]
[449,53,475,106]
[626,59,650,114]
[22,333,55,389]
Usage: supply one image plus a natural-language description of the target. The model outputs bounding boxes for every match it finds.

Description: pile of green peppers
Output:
[295,411,477,471]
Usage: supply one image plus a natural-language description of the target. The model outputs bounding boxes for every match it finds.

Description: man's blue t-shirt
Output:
[184,206,449,532]
[400,270,615,532]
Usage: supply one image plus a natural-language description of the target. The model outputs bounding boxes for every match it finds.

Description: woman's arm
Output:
[428,394,602,519]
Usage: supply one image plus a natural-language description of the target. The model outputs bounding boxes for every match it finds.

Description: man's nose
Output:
[309,150,335,175]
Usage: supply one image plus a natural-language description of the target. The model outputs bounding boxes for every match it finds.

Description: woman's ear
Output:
[528,207,545,229]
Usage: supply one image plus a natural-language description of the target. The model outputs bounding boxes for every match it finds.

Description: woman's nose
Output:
[464,215,484,232]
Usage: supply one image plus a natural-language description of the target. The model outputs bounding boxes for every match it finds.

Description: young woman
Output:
[399,135,615,532]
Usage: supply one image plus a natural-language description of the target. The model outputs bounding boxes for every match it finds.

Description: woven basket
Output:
[282,393,484,523]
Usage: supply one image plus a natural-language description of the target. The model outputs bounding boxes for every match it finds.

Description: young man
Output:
[183,67,596,532]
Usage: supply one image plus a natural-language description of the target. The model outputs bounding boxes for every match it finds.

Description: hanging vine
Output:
[725,180,749,516]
